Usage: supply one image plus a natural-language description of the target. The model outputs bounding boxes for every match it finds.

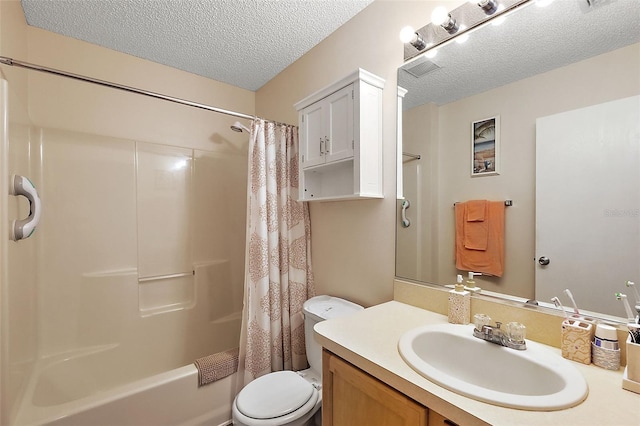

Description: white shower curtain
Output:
[238,118,314,386]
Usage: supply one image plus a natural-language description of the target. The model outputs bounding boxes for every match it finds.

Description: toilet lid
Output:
[236,371,315,420]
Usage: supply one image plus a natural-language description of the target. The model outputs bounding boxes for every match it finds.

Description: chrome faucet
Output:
[473,318,527,350]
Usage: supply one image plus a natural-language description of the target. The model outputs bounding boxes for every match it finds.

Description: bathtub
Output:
[7,259,244,426]
[13,345,239,426]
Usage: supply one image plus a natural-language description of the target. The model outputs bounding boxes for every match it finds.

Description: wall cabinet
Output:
[294,69,384,201]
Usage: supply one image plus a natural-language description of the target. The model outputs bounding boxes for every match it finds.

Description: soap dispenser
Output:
[465,271,482,293]
[449,275,470,324]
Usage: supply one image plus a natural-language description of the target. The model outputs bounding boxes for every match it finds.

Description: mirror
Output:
[396,0,640,319]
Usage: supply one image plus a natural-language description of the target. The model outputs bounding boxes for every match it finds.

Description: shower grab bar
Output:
[400,199,411,228]
[138,271,195,283]
[9,175,42,241]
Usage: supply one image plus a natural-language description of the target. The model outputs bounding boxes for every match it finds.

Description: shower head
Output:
[231,121,250,133]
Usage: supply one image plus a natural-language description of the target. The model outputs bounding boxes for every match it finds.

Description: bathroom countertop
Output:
[314,301,640,426]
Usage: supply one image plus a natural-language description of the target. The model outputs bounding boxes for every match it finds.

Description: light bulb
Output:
[425,49,438,59]
[479,0,498,13]
[399,26,417,44]
[399,25,426,50]
[431,6,450,26]
[491,4,506,25]
[431,6,458,34]
[456,33,470,44]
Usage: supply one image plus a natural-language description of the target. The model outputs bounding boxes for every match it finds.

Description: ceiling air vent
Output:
[403,57,441,78]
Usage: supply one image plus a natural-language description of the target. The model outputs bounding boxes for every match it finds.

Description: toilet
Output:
[232,295,364,426]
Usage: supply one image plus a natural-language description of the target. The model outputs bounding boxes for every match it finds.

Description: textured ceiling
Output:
[20,0,374,91]
[399,0,640,108]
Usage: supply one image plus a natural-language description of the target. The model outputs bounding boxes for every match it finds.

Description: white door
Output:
[300,102,325,168]
[325,84,354,164]
[535,96,640,316]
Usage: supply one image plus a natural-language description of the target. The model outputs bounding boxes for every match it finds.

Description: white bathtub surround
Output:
[15,363,239,426]
[3,127,246,425]
[239,119,315,385]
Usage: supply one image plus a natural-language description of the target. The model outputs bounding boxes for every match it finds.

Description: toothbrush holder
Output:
[626,337,640,382]
[561,319,593,365]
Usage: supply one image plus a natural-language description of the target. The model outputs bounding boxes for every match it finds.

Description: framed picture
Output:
[471,116,500,177]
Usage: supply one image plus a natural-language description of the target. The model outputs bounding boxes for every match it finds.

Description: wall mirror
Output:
[396,0,640,319]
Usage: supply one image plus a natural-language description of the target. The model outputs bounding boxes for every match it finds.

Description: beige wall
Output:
[255,0,465,307]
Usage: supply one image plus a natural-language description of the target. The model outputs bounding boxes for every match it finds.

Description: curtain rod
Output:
[0,56,292,127]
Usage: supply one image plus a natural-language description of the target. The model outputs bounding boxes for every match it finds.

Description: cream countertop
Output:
[314,301,640,426]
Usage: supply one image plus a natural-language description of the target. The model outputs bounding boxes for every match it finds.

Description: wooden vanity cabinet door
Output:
[322,349,428,426]
[429,410,460,426]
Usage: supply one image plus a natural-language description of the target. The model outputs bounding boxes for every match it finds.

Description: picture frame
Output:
[471,116,500,177]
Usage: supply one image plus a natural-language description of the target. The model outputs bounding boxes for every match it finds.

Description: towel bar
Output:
[454,200,512,207]
[402,151,421,160]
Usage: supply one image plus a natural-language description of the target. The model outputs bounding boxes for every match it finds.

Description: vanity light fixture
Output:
[402,0,531,62]
[471,0,499,15]
[399,26,426,51]
[431,6,459,34]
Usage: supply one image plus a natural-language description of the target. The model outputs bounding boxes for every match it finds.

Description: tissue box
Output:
[561,320,592,364]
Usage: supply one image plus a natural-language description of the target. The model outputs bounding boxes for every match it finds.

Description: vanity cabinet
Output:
[294,69,384,201]
[322,350,428,426]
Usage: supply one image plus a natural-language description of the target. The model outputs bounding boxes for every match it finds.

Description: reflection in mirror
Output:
[396,0,640,319]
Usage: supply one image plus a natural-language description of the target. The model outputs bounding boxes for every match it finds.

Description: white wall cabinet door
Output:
[325,84,354,164]
[300,101,325,168]
[300,84,353,168]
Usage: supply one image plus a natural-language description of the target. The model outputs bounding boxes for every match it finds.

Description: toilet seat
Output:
[234,371,319,425]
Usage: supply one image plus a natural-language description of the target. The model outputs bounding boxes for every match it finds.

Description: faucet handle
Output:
[495,321,502,329]
[506,322,526,343]
[474,313,491,330]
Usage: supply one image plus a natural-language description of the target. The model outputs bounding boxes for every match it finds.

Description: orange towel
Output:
[455,201,505,277]
[466,200,487,221]
[464,200,488,250]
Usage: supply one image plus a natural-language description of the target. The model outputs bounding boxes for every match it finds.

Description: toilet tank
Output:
[302,295,364,373]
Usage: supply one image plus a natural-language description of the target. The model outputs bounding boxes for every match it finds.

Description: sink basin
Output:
[398,323,588,410]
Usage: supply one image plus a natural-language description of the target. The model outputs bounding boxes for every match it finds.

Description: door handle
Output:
[538,256,550,266]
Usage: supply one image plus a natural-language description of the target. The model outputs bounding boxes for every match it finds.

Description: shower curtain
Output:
[238,118,314,385]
